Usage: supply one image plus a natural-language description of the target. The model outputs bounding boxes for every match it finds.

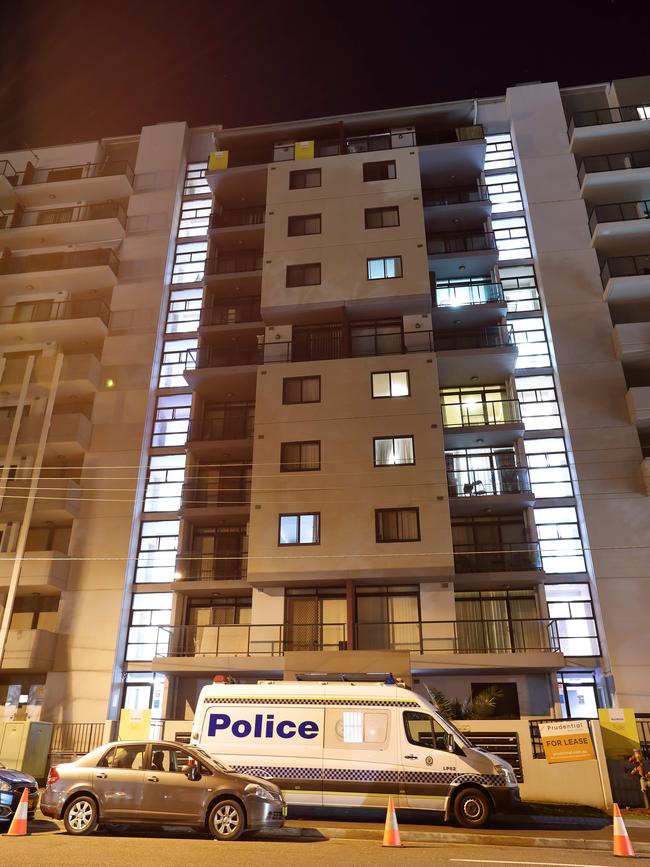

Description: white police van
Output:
[191,680,520,827]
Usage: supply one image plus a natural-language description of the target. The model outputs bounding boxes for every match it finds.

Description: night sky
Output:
[0,0,648,151]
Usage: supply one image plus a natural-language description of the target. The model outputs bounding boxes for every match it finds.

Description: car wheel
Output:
[63,795,99,836]
[453,787,491,828]
[208,799,245,841]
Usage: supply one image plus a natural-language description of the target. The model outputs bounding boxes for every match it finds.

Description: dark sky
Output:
[0,0,648,151]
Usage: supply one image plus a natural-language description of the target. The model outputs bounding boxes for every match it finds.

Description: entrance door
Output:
[400,711,456,810]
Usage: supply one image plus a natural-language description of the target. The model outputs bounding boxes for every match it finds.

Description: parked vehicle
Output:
[41,739,285,840]
[191,680,520,828]
[0,762,39,826]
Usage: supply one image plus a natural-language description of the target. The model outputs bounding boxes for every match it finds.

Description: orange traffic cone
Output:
[382,796,402,847]
[6,788,29,837]
[613,803,635,858]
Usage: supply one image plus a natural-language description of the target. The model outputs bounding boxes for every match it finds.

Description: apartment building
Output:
[1,75,649,727]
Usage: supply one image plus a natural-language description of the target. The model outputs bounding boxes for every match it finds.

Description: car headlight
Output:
[245,783,275,801]
[0,781,12,793]
[494,765,517,786]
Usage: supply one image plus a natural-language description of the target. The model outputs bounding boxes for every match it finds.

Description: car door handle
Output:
[95,772,107,779]
[146,775,159,782]
[404,754,418,760]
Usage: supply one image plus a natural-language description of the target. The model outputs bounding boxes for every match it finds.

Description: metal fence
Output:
[48,721,106,763]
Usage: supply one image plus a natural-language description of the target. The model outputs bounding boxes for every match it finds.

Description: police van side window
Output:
[324,709,389,750]
[403,712,448,751]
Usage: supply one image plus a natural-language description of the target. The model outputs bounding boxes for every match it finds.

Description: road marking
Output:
[451,860,615,867]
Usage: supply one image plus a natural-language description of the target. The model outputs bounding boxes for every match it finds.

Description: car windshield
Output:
[193,747,230,773]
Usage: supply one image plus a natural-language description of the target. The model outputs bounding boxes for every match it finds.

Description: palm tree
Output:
[424,684,504,720]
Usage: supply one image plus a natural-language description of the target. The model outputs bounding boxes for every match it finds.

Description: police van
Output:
[190,680,520,827]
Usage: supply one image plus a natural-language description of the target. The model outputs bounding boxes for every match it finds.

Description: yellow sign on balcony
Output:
[295,140,315,160]
[208,150,229,171]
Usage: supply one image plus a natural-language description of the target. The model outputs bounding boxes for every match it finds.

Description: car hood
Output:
[0,769,37,788]
[230,771,283,798]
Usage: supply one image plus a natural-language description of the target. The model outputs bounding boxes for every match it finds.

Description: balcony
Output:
[210,207,265,249]
[265,328,433,364]
[184,343,263,393]
[447,467,534,515]
[589,201,650,254]
[0,477,81,523]
[0,299,110,347]
[180,476,251,522]
[1,629,57,672]
[422,184,491,231]
[577,150,650,203]
[568,106,650,156]
[454,542,543,574]
[1,202,127,249]
[10,160,134,206]
[427,231,498,278]
[0,248,120,293]
[441,398,524,448]
[0,353,101,401]
[0,412,92,458]
[613,322,650,368]
[0,550,68,594]
[626,386,650,431]
[199,297,262,332]
[203,251,263,293]
[430,281,507,329]
[186,409,255,461]
[0,160,18,207]
[601,255,650,305]
[434,325,517,386]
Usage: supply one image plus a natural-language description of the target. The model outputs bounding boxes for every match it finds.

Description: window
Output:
[290,168,321,189]
[171,240,207,284]
[403,712,449,750]
[135,520,180,584]
[515,375,561,431]
[126,592,173,661]
[365,206,399,229]
[371,370,410,398]
[545,584,600,656]
[350,320,403,356]
[143,454,186,512]
[166,287,203,333]
[367,256,402,280]
[485,134,516,170]
[499,264,540,313]
[524,438,573,498]
[356,585,420,651]
[485,172,523,213]
[284,587,345,650]
[151,394,192,447]
[492,215,531,261]
[363,160,396,182]
[324,709,389,750]
[149,747,205,774]
[283,375,321,404]
[375,508,420,543]
[99,744,147,770]
[511,317,550,369]
[288,214,321,236]
[280,441,321,472]
[534,506,586,573]
[279,513,320,545]
[183,161,210,196]
[178,198,211,237]
[374,436,414,466]
[286,263,321,287]
[159,338,197,388]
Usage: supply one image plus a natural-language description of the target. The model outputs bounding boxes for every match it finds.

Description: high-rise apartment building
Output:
[1,76,649,729]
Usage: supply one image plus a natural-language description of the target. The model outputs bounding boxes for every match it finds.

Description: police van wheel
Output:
[209,799,245,841]
[453,787,491,828]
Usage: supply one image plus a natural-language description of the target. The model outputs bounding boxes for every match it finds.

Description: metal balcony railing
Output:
[204,252,264,276]
[453,542,543,573]
[267,329,434,363]
[427,231,496,255]
[0,247,119,277]
[0,160,17,183]
[7,201,127,230]
[200,298,262,327]
[187,410,255,443]
[600,254,650,287]
[588,200,650,234]
[175,546,248,581]
[447,467,532,497]
[181,476,252,508]
[13,160,135,187]
[154,623,347,658]
[577,149,650,185]
[568,104,650,135]
[422,185,490,207]
[434,325,515,352]
[211,207,266,229]
[432,282,505,307]
[441,398,522,428]
[191,344,264,369]
[0,298,110,326]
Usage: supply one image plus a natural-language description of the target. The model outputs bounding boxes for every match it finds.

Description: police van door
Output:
[400,710,457,810]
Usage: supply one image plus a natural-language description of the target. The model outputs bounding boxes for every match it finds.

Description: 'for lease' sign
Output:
[538,719,595,763]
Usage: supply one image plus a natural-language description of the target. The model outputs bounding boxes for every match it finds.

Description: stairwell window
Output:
[365,206,400,229]
[363,160,396,182]
[288,214,321,236]
[279,513,320,545]
[374,436,415,466]
[375,508,420,542]
[286,263,321,287]
[367,256,402,280]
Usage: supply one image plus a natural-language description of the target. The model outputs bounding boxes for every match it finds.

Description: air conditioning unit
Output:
[391,126,416,148]
[273,142,295,162]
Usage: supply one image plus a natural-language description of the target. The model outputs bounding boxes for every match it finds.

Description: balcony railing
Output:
[568,105,650,135]
[422,185,490,207]
[211,207,265,229]
[0,247,119,277]
[577,150,650,184]
[181,476,251,508]
[432,282,505,307]
[441,398,522,428]
[447,467,532,497]
[154,622,346,657]
[267,329,433,363]
[0,298,110,326]
[191,344,264,369]
[11,160,135,187]
[204,252,264,276]
[453,542,543,573]
[7,201,127,230]
[187,410,255,443]
[175,546,248,581]
[200,298,262,327]
[1,160,17,182]
[427,231,496,255]
[588,200,650,234]
[600,255,650,287]
[434,325,515,352]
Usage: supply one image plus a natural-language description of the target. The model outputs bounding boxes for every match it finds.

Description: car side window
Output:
[99,744,147,769]
[403,712,448,751]
[150,747,206,774]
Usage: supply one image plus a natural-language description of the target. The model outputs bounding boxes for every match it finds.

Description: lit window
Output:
[374,436,415,466]
[499,264,540,313]
[511,318,550,369]
[371,370,410,398]
[166,287,203,334]
[637,106,650,120]
[126,592,173,661]
[184,161,210,196]
[485,172,523,213]
[485,134,516,170]
[279,513,320,545]
[545,584,600,656]
[367,256,402,280]
[159,338,197,388]
[135,521,180,584]
[534,506,586,573]
[515,375,561,431]
[171,241,207,284]
[524,438,573,498]
[152,394,192,447]
[178,198,212,237]
[492,216,531,261]
[143,454,186,513]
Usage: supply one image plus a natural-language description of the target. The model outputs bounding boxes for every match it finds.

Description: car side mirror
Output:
[446,733,456,753]
[187,764,201,782]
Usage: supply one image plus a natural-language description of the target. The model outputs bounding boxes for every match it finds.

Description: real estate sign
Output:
[539,719,596,763]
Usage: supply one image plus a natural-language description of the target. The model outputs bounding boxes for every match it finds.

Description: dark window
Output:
[471,682,521,719]
[288,214,321,236]
[365,206,400,229]
[290,168,321,190]
[371,370,410,398]
[363,160,397,182]
[403,711,449,751]
[280,440,321,472]
[283,375,321,404]
[286,263,321,287]
[367,256,402,280]
[279,513,320,545]
[374,436,415,466]
[375,508,420,543]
